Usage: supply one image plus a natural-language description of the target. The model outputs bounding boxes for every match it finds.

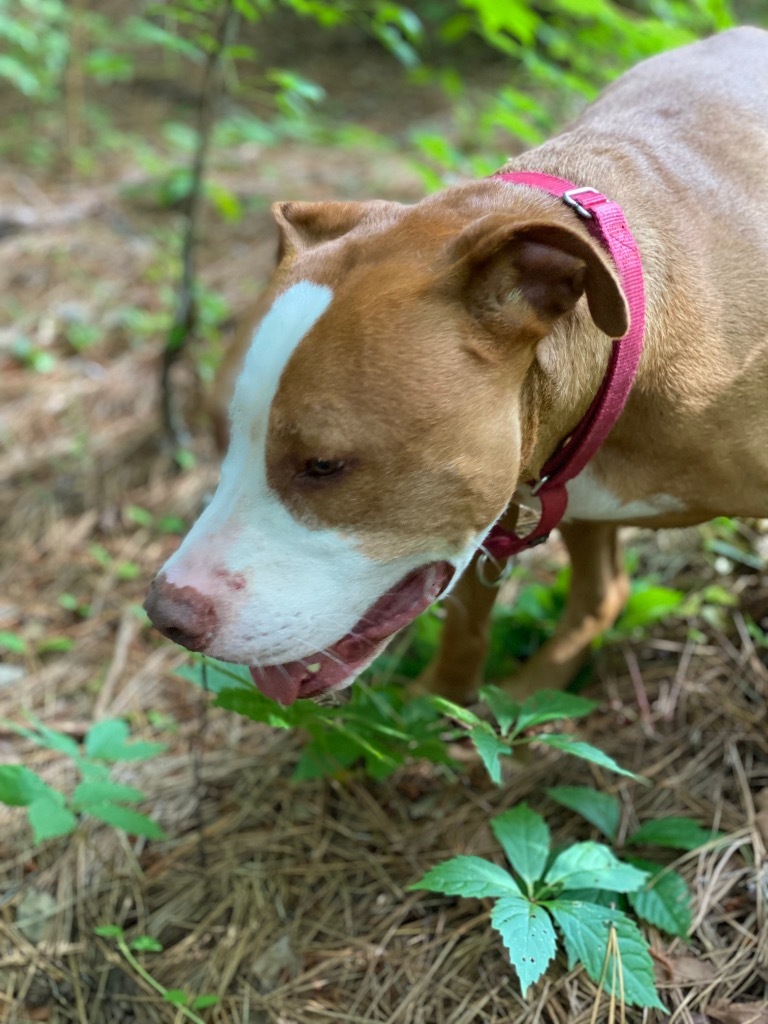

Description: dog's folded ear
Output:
[451,217,630,339]
[272,200,403,261]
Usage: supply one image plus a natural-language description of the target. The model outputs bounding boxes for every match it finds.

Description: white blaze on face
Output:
[159,281,479,669]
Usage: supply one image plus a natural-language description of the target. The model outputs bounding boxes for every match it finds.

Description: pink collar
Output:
[481,171,646,562]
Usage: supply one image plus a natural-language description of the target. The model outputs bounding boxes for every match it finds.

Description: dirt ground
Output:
[1,16,767,1024]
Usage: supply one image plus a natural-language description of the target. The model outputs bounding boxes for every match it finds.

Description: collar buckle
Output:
[562,186,601,219]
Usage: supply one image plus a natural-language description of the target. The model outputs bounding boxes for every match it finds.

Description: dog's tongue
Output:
[251,666,303,705]
[249,562,452,705]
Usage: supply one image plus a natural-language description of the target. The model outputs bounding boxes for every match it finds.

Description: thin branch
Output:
[161,0,239,448]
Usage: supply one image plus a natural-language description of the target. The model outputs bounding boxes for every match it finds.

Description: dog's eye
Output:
[303,457,345,478]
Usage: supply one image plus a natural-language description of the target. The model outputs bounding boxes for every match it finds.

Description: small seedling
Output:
[124,505,186,534]
[95,926,218,1022]
[11,335,56,373]
[0,716,166,843]
[411,803,666,1009]
[0,630,27,654]
[59,592,91,618]
[88,542,142,581]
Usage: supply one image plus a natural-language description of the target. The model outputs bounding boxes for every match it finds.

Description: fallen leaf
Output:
[706,1001,768,1024]
[664,955,718,985]
[16,889,58,945]
[252,935,300,992]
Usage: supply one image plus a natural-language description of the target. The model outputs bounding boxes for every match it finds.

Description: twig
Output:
[66,0,88,175]
[160,0,239,448]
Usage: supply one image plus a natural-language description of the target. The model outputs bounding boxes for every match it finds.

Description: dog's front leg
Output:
[419,508,521,702]
[511,521,629,696]
[419,551,501,702]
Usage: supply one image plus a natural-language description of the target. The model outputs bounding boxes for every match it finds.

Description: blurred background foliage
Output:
[0,0,761,188]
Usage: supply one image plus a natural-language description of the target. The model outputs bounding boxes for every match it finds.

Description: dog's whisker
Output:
[318,648,348,668]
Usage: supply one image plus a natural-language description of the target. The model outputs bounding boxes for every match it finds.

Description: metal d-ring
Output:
[476,551,515,589]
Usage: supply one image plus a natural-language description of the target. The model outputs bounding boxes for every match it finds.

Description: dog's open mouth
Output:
[248,562,454,705]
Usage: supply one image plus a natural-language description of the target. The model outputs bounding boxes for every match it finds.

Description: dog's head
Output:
[144,185,627,703]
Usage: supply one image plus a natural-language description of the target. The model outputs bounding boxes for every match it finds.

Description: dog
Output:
[145,27,768,707]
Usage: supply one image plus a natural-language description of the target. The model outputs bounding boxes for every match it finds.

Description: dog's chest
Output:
[562,467,685,522]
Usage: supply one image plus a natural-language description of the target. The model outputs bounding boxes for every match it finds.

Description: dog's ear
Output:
[272,201,403,262]
[452,218,629,339]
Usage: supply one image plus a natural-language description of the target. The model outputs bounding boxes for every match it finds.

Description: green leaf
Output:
[491,805,550,888]
[491,895,557,994]
[512,691,598,735]
[547,786,621,842]
[627,817,717,851]
[85,719,165,762]
[0,630,26,653]
[95,924,124,938]
[469,724,511,785]
[478,685,521,736]
[0,55,44,96]
[125,17,203,59]
[704,538,764,570]
[130,935,163,952]
[411,855,522,899]
[124,505,154,528]
[205,181,242,223]
[214,685,307,728]
[626,859,692,937]
[376,2,423,43]
[191,994,220,1010]
[7,715,80,757]
[72,781,145,809]
[87,803,166,840]
[0,765,48,806]
[429,695,484,727]
[371,22,420,67]
[164,988,189,1006]
[177,656,253,695]
[79,760,110,783]
[544,842,648,893]
[467,0,539,44]
[28,794,78,842]
[37,635,74,654]
[549,900,665,1010]
[84,718,129,756]
[291,732,359,780]
[535,734,640,779]
[614,585,684,633]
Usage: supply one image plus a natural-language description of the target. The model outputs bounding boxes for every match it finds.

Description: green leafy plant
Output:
[95,925,218,1023]
[412,803,666,1009]
[180,657,454,780]
[548,786,721,938]
[435,686,639,785]
[407,0,736,185]
[0,0,69,99]
[183,663,642,785]
[0,717,166,843]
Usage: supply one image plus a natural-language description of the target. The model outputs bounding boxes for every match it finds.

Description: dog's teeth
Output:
[306,663,321,673]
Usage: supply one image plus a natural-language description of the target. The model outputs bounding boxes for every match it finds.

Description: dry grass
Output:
[1,72,767,1024]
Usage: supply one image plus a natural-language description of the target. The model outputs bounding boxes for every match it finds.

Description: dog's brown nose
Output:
[143,575,218,652]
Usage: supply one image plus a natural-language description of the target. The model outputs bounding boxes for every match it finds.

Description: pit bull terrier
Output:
[145,27,768,706]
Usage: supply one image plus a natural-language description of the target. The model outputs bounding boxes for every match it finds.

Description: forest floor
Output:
[0,18,767,1024]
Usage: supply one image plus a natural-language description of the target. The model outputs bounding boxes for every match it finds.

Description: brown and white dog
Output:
[145,28,768,706]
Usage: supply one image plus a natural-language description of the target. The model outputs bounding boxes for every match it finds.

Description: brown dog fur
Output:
[208,27,768,701]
